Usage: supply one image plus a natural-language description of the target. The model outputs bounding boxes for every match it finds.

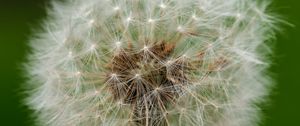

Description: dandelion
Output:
[25,0,280,126]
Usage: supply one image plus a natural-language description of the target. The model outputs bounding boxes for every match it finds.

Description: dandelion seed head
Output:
[25,0,280,125]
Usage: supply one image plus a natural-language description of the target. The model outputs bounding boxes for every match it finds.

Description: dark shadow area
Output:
[0,0,48,125]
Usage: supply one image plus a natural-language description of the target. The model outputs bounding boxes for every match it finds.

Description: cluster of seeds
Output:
[26,0,277,126]
[105,42,228,125]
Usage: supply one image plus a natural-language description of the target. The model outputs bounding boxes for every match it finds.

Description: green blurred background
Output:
[0,0,299,125]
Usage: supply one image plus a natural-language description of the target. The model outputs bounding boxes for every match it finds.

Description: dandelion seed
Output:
[166,60,172,64]
[90,44,96,50]
[134,74,140,78]
[159,3,166,9]
[117,100,124,106]
[143,45,149,50]
[68,51,73,57]
[154,87,161,91]
[113,6,120,11]
[147,18,154,23]
[114,41,122,48]
[192,14,198,20]
[236,13,243,20]
[177,26,184,32]
[75,71,81,76]
[111,73,117,77]
[88,19,95,26]
[126,17,132,22]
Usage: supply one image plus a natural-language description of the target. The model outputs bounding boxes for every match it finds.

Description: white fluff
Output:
[25,0,279,126]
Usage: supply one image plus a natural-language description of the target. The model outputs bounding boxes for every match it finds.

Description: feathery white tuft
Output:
[25,0,279,126]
